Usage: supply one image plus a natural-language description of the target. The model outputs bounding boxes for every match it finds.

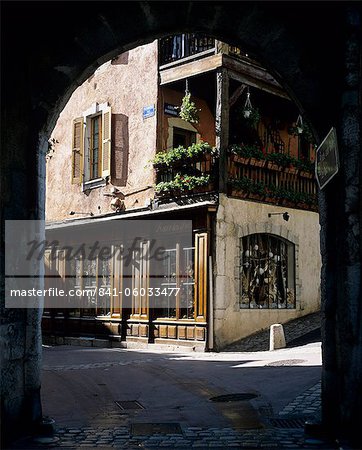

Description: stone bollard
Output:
[269,324,286,351]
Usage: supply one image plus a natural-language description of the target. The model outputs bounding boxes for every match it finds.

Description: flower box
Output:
[264,196,275,204]
[300,171,314,179]
[232,154,250,165]
[229,189,249,199]
[281,199,295,207]
[155,189,179,198]
[297,202,310,210]
[252,159,266,168]
[266,160,281,171]
[190,183,214,194]
[285,166,299,175]
[248,192,264,201]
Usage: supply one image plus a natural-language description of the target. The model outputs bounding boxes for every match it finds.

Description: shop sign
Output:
[164,103,179,117]
[315,127,339,189]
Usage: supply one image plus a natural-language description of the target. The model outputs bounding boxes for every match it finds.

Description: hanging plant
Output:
[241,88,260,128]
[244,107,260,128]
[178,79,200,124]
[179,92,200,124]
[288,118,316,145]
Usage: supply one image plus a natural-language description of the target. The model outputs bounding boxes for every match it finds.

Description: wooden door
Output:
[195,232,208,321]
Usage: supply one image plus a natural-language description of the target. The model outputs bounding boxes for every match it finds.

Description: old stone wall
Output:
[213,194,321,349]
[46,42,158,222]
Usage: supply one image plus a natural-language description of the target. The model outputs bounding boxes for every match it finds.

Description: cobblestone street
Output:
[45,381,322,449]
[6,332,337,450]
[9,380,329,449]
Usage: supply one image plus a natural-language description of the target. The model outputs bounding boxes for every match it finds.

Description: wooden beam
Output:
[229,83,246,107]
[216,68,229,193]
[160,53,222,85]
[223,54,282,87]
[227,68,290,99]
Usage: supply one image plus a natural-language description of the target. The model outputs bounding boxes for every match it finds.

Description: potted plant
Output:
[229,144,264,165]
[266,152,293,171]
[288,117,316,145]
[241,89,260,129]
[155,173,212,198]
[294,158,314,178]
[178,92,200,124]
[152,142,214,169]
[229,145,250,165]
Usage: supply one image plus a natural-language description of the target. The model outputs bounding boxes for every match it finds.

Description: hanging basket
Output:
[179,92,200,124]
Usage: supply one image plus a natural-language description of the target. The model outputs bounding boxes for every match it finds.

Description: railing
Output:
[156,155,215,182]
[158,34,252,67]
[159,34,215,66]
[154,154,218,200]
[228,155,318,211]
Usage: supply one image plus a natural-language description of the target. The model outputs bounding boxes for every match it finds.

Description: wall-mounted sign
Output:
[143,104,155,119]
[315,127,339,190]
[164,103,179,117]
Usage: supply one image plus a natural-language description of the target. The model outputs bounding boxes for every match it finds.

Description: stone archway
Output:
[1,1,361,446]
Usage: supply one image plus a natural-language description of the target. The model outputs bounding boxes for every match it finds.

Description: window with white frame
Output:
[240,233,296,309]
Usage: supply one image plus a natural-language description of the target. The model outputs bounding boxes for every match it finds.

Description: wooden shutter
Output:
[71,118,84,184]
[195,233,208,321]
[101,105,112,177]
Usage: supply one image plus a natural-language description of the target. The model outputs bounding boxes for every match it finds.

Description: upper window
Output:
[166,117,200,151]
[173,127,196,148]
[71,103,112,186]
[240,233,296,309]
[89,115,102,180]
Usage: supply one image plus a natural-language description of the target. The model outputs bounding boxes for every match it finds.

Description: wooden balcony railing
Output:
[159,34,216,66]
[152,147,318,211]
[227,154,318,211]
[154,153,218,200]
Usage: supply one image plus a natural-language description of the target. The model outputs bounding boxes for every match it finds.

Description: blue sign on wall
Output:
[143,105,155,119]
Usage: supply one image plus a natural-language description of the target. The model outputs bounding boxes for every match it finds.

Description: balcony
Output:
[158,34,286,99]
[152,143,317,212]
[153,142,218,202]
[159,34,216,67]
[227,145,318,212]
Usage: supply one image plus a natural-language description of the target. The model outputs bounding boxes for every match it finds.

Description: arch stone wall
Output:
[1,1,361,446]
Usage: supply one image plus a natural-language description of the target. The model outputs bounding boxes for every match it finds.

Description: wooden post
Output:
[216,68,229,193]
[215,40,229,55]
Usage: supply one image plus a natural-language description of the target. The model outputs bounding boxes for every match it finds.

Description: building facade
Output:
[44,35,321,351]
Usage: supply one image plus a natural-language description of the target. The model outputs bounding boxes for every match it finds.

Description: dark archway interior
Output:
[1,1,361,447]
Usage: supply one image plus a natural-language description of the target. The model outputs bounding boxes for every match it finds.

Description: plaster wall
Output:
[46,42,159,222]
[213,194,321,349]
[159,87,216,150]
